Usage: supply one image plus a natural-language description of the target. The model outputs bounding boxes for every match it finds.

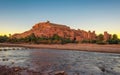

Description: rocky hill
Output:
[12,21,110,42]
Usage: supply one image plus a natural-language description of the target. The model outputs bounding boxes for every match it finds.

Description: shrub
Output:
[96,41,106,45]
[0,35,9,43]
[107,39,119,44]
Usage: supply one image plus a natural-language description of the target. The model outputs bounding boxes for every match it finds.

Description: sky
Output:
[0,0,120,37]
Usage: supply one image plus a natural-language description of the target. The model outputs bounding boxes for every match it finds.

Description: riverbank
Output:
[0,43,120,53]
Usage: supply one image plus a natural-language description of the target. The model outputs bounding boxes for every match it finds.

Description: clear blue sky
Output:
[0,0,120,37]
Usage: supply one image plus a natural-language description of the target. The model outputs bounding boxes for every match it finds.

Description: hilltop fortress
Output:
[12,21,111,42]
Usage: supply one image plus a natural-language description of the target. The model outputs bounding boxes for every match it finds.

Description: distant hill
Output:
[12,21,111,42]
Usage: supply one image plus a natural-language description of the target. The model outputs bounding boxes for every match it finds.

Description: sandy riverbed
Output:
[0,43,120,53]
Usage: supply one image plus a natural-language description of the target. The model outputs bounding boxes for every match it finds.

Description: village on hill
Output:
[0,21,120,44]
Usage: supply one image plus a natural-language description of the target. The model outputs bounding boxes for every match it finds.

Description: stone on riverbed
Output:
[13,67,22,72]
[0,47,28,51]
[2,58,9,61]
[54,71,67,75]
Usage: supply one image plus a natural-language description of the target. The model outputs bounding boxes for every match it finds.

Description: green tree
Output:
[112,34,118,40]
[0,35,9,43]
[51,34,61,40]
[97,34,104,41]
[107,34,119,44]
[26,33,37,43]
[96,34,106,44]
[8,38,19,43]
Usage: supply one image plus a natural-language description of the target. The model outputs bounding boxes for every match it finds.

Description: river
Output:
[0,47,120,75]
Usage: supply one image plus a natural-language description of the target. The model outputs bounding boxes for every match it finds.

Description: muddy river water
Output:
[0,47,120,75]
